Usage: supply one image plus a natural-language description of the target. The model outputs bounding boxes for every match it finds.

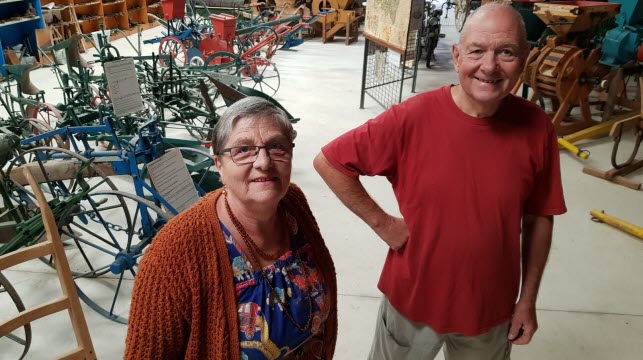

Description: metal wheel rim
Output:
[240,56,280,97]
[159,36,188,67]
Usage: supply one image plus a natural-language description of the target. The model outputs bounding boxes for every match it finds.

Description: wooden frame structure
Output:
[0,167,96,360]
[583,78,643,190]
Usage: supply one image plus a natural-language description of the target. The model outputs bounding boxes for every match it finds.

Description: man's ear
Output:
[452,43,461,73]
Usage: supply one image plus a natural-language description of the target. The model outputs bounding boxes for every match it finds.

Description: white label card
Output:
[387,50,401,67]
[103,57,144,116]
[147,149,200,214]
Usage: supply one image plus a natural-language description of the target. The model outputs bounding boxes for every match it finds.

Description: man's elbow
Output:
[313,152,328,175]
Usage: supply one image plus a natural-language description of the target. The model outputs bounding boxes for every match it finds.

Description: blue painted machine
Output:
[600,0,643,67]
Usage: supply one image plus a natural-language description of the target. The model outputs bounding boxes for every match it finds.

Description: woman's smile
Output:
[250,176,278,183]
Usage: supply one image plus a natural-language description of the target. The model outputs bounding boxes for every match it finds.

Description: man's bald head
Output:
[459,1,528,56]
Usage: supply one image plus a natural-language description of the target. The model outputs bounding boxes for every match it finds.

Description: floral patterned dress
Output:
[221,214,330,360]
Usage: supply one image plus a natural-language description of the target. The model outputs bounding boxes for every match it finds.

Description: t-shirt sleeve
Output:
[524,123,567,216]
[321,107,402,180]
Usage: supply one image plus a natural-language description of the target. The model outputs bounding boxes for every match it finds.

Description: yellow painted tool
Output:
[558,138,590,159]
[590,210,643,239]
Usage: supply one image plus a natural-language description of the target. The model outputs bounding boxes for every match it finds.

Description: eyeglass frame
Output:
[217,143,296,164]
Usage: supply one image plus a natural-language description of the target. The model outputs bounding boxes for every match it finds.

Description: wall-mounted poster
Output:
[364,0,423,52]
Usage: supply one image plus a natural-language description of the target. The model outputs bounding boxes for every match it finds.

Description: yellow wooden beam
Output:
[590,210,643,239]
[558,138,589,159]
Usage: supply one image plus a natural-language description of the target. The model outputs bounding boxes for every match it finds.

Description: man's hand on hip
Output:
[508,301,538,345]
[373,215,409,251]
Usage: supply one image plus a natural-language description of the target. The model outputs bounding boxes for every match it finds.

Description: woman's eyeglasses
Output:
[218,143,295,165]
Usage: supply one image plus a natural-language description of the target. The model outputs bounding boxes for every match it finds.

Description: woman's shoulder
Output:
[146,190,222,258]
[285,183,308,202]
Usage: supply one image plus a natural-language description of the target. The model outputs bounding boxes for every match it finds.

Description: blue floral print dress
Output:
[221,212,330,360]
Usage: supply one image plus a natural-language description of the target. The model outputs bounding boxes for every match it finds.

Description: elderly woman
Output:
[125,97,337,359]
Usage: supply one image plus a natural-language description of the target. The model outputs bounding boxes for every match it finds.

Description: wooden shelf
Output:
[75,3,102,16]
[41,0,154,34]
[102,0,124,5]
[0,0,29,5]
[74,1,101,7]
[0,15,40,28]
[78,15,100,33]
[0,0,46,76]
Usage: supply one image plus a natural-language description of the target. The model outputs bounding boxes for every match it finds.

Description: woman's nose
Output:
[253,148,273,169]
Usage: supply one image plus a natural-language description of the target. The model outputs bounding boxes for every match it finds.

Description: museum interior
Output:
[0,0,642,359]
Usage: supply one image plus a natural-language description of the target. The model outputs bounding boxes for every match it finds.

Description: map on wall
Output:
[364,0,422,51]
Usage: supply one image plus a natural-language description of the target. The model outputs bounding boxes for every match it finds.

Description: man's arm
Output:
[508,214,554,345]
[313,152,408,250]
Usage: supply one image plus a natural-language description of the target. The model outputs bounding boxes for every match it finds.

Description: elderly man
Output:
[314,2,566,359]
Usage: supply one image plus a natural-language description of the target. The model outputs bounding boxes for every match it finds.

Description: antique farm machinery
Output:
[521,1,622,136]
[522,1,643,131]
[519,1,643,160]
[148,0,310,96]
[199,13,308,96]
[0,54,299,326]
[1,105,218,324]
[0,46,218,323]
[310,0,363,45]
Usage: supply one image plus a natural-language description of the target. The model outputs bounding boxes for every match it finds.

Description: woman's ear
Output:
[215,156,224,185]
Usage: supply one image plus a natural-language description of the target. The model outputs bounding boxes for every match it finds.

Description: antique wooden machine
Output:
[522,1,623,136]
[311,0,363,45]
[551,1,643,160]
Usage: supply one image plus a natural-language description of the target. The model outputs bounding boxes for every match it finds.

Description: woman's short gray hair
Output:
[212,96,293,155]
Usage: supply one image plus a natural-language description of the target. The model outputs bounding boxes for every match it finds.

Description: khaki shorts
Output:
[368,296,512,360]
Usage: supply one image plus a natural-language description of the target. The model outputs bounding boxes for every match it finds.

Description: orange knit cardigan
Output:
[124,184,337,359]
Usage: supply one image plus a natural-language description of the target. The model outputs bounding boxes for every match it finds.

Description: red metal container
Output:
[210,14,237,44]
[161,0,186,21]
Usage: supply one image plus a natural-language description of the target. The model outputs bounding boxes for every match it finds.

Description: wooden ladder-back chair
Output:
[0,167,97,360]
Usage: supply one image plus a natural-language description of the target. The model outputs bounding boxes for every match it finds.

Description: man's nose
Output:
[480,52,499,72]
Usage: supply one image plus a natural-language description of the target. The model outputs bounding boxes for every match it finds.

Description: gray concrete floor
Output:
[2,22,643,359]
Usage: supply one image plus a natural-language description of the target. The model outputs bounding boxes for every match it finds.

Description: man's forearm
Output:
[313,152,388,229]
[519,215,554,305]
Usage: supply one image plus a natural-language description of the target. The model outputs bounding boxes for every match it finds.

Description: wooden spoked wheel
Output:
[522,44,605,134]
[159,36,188,67]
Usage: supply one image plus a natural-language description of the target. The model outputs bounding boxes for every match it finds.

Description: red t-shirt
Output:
[322,85,567,336]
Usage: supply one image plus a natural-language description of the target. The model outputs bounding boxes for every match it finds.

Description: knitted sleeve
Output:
[124,216,192,360]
